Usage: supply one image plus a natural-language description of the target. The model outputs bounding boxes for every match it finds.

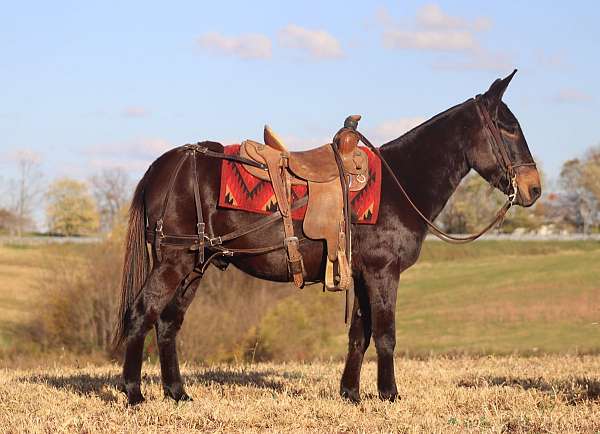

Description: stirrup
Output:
[324,252,352,292]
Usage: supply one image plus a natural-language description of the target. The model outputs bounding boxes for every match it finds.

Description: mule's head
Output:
[467,70,541,207]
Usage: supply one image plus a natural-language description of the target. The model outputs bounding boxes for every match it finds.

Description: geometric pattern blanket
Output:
[218,144,381,224]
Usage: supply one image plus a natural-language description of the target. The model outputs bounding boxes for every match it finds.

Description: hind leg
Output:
[121,258,186,405]
[156,276,202,402]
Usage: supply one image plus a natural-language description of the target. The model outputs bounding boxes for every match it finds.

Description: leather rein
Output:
[357,96,536,244]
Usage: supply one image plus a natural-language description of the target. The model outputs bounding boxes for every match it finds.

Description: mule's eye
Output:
[500,121,518,135]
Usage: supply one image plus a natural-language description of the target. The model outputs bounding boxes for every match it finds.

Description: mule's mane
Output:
[380,98,473,150]
[376,97,478,222]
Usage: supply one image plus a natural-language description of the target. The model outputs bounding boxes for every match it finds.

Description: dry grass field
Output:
[2,241,600,432]
[1,356,600,433]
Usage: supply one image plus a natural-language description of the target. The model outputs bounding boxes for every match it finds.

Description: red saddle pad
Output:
[218,144,381,224]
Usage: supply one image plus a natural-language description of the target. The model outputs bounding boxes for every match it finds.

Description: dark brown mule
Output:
[112,71,541,405]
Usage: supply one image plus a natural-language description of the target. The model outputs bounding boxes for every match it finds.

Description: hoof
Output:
[378,390,399,402]
[122,383,145,406]
[116,381,126,395]
[127,391,145,406]
[340,387,361,404]
[164,385,193,403]
[176,392,193,402]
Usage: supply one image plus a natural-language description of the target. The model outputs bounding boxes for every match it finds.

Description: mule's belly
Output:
[226,238,328,284]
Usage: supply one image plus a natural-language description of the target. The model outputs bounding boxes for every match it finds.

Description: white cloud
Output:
[197,32,272,59]
[384,29,476,52]
[370,117,426,143]
[88,158,154,173]
[279,24,344,59]
[84,137,174,174]
[15,149,42,163]
[554,88,593,103]
[417,4,466,29]
[374,6,394,27]
[472,16,493,32]
[278,133,334,150]
[416,4,492,31]
[380,3,508,71]
[86,137,172,168]
[383,4,491,53]
[2,148,42,165]
[122,106,150,118]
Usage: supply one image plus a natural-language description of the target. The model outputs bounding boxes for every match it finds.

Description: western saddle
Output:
[240,115,369,291]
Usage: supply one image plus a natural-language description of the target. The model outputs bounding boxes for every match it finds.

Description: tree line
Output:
[1,144,600,236]
[0,153,131,236]
[438,144,600,234]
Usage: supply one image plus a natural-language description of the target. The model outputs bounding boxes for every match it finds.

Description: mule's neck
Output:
[379,101,475,220]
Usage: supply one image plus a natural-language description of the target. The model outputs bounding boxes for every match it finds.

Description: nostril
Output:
[530,185,541,199]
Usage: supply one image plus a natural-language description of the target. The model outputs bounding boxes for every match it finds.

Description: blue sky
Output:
[1,0,598,188]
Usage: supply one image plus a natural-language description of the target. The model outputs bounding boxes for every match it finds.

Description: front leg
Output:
[364,263,400,402]
[340,275,372,403]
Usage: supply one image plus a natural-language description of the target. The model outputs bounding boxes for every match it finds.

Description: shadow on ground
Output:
[19,367,305,403]
[457,375,600,404]
[20,372,124,403]
[187,368,302,393]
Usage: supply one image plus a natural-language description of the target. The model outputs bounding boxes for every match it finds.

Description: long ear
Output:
[485,69,517,112]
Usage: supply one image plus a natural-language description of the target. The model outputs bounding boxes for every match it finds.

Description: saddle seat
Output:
[241,125,369,191]
[239,115,368,292]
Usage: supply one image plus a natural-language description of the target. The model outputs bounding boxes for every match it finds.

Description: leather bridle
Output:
[357,96,537,244]
[473,95,536,205]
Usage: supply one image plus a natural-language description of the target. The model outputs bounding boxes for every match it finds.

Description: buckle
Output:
[209,236,222,246]
[183,144,208,153]
[283,236,298,247]
[155,219,165,239]
[508,173,518,205]
[288,258,304,275]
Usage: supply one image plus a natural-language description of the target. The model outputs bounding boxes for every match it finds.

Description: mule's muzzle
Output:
[515,166,541,207]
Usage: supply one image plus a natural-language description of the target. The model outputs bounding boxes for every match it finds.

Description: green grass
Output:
[255,240,600,359]
[1,240,600,359]
[395,241,600,356]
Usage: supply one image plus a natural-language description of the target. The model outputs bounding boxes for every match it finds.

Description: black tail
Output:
[111,176,150,353]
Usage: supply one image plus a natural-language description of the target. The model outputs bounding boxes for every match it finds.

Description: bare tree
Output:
[436,172,505,233]
[90,168,131,232]
[8,151,42,236]
[557,156,600,233]
[0,208,19,234]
